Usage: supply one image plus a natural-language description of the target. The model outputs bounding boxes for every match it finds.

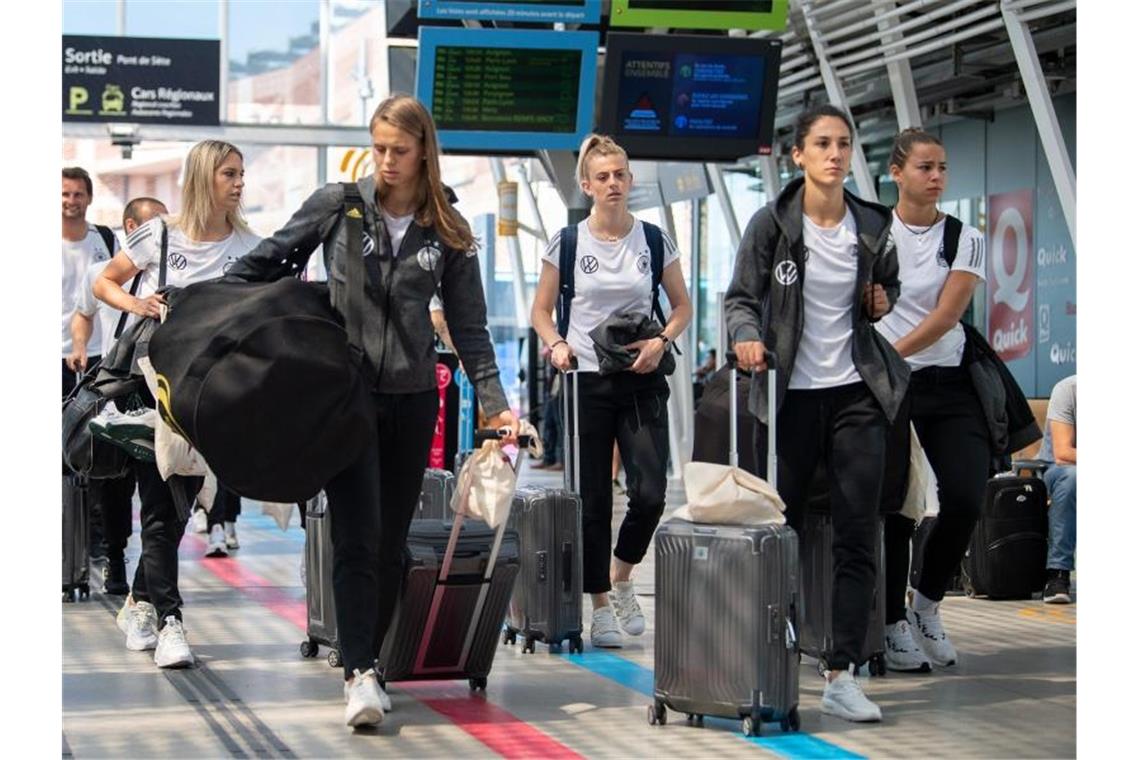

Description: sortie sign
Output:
[62,35,220,126]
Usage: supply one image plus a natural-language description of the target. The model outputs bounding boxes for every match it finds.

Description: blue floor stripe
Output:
[560,651,865,760]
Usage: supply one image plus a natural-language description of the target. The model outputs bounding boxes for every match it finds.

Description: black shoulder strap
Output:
[556,224,577,338]
[942,214,963,268]
[95,224,116,257]
[642,221,668,328]
[158,220,169,289]
[112,273,143,340]
[340,182,366,359]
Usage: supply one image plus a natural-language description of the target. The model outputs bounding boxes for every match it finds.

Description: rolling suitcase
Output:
[376,430,525,691]
[63,474,91,603]
[652,353,800,736]
[504,368,583,654]
[418,468,456,521]
[299,491,342,667]
[961,474,1049,599]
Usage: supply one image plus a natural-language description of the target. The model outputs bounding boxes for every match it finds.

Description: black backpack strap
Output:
[112,273,143,340]
[942,214,963,268]
[95,224,116,257]
[340,182,366,361]
[642,221,679,354]
[158,220,169,289]
[556,224,577,338]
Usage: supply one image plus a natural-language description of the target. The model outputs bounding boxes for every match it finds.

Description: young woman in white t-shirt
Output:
[94,140,261,670]
[531,134,693,650]
[875,129,989,674]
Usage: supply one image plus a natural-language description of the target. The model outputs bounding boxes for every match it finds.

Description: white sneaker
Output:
[191,508,208,534]
[154,616,194,668]
[224,521,240,550]
[907,601,958,667]
[125,600,159,651]
[590,606,623,648]
[821,668,882,722]
[206,524,228,557]
[344,668,385,727]
[884,620,932,673]
[608,581,645,636]
[116,594,134,635]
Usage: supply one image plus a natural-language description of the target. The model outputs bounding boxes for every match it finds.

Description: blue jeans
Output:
[1044,464,1077,571]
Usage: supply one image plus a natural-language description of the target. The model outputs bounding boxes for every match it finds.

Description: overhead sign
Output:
[610,0,788,32]
[62,35,220,126]
[418,0,601,24]
[658,163,710,204]
[987,189,1035,363]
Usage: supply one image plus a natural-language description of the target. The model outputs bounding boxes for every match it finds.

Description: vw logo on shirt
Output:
[168,253,189,271]
[774,260,799,286]
[580,255,599,274]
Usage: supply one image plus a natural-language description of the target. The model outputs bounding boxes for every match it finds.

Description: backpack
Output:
[555,220,671,339]
[94,224,116,258]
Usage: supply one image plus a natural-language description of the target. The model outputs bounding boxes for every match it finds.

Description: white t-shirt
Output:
[790,209,862,389]
[382,209,416,255]
[124,217,262,297]
[875,215,986,369]
[75,261,126,357]
[542,219,678,373]
[62,225,114,357]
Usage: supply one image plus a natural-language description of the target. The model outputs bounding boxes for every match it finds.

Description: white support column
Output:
[317,0,331,182]
[705,163,742,249]
[759,154,782,198]
[873,0,923,129]
[117,0,126,34]
[800,0,878,201]
[491,159,532,330]
[515,161,549,245]
[1001,1,1076,242]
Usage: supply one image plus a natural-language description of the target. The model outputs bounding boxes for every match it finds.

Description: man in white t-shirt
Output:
[62,167,114,396]
[70,197,168,372]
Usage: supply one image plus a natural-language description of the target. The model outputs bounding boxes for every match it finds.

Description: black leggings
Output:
[130,462,201,625]
[758,382,887,673]
[324,389,438,679]
[883,366,991,623]
[207,484,242,528]
[575,371,670,595]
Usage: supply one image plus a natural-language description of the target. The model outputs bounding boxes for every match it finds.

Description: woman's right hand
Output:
[733,341,769,372]
[551,341,575,372]
[132,293,165,319]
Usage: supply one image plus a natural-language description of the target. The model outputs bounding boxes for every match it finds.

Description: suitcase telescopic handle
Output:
[724,349,778,485]
[560,358,581,494]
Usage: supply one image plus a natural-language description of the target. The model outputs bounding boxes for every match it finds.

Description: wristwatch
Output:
[656,333,671,348]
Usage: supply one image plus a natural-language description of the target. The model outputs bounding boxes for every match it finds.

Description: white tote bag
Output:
[452,421,542,528]
[674,460,786,525]
[137,355,212,481]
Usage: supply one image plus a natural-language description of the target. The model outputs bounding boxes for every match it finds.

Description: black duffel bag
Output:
[147,190,373,503]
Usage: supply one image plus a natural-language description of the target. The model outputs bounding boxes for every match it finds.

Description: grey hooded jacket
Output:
[225,175,509,416]
[724,176,911,424]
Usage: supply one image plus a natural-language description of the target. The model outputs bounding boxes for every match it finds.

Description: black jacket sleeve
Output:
[225,184,343,283]
[724,207,778,346]
[871,231,901,319]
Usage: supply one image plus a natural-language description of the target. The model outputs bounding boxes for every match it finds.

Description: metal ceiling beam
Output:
[873,0,923,129]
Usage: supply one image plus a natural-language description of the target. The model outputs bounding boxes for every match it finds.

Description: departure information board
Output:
[418,0,600,24]
[610,0,788,32]
[417,28,598,152]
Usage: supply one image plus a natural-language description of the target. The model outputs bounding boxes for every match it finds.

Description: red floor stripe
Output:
[182,533,581,759]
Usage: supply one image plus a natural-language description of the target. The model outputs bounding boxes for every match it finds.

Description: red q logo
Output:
[986,190,1034,362]
[435,363,452,389]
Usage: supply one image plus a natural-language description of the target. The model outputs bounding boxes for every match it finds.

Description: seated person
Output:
[1038,374,1076,604]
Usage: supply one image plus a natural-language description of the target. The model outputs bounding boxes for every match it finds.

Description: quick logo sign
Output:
[987,189,1034,362]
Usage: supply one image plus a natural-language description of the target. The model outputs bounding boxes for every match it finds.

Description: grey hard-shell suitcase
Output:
[418,467,456,521]
[798,500,887,676]
[299,491,342,667]
[651,354,801,736]
[63,474,91,603]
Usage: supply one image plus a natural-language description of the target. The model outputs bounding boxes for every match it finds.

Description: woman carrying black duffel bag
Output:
[225,94,517,728]
[94,139,262,669]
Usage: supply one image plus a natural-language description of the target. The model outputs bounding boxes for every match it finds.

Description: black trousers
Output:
[757,382,887,673]
[883,366,990,621]
[130,461,201,626]
[207,484,242,528]
[91,469,136,560]
[575,371,670,595]
[324,389,438,679]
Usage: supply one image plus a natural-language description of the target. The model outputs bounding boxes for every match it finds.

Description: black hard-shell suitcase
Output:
[299,491,342,667]
[418,468,456,521]
[652,354,800,736]
[63,474,91,603]
[961,475,1049,599]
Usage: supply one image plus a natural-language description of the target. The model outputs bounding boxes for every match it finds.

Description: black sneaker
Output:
[104,556,130,596]
[1043,570,1072,604]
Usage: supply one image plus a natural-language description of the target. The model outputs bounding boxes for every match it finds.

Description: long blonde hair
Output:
[576,133,628,184]
[370,95,475,252]
[172,140,251,242]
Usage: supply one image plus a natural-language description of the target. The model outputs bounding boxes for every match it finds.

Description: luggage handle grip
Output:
[474,429,533,447]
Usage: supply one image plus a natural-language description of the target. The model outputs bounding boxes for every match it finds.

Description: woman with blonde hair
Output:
[226,94,517,728]
[530,133,692,650]
[95,139,262,668]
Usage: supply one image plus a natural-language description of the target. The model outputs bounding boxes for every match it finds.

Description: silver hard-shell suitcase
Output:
[418,467,456,521]
[63,474,91,603]
[651,353,800,736]
[299,491,342,667]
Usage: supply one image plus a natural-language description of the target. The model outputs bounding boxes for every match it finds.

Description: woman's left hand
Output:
[863,283,889,319]
[485,408,519,446]
[625,337,667,374]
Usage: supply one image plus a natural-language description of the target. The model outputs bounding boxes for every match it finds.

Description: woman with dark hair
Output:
[876,128,989,673]
[226,94,517,728]
[725,104,907,723]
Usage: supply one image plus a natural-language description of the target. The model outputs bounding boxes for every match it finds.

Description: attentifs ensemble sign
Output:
[62,35,220,126]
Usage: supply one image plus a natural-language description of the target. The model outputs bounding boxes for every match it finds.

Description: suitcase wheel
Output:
[685,713,704,727]
[468,677,487,692]
[79,584,90,601]
[502,629,517,646]
[648,701,667,726]
[327,649,342,668]
[742,716,761,737]
[62,590,73,604]
[870,654,887,677]
[522,637,536,654]
[300,639,318,659]
[548,642,563,654]
[780,707,800,733]
[569,636,584,654]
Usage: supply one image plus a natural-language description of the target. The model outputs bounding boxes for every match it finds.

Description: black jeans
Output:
[575,371,670,595]
[207,484,242,528]
[91,469,136,560]
[757,382,887,673]
[325,389,438,679]
[130,461,201,626]
[883,366,991,622]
